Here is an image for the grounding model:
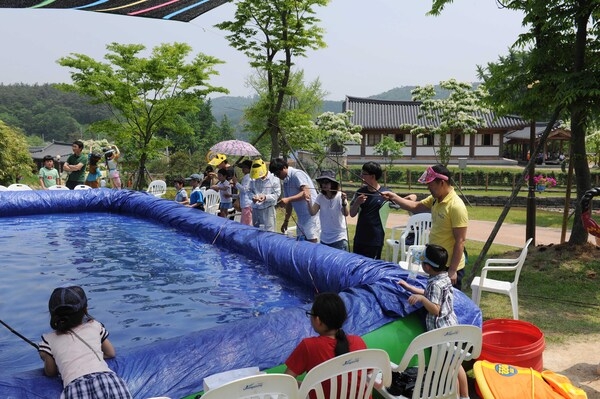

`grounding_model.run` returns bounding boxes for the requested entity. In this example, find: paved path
[346,212,594,248]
